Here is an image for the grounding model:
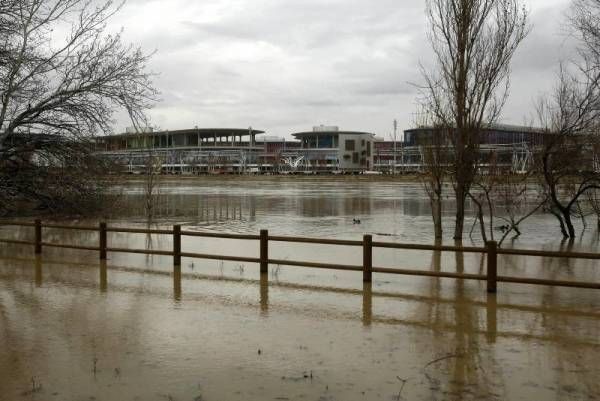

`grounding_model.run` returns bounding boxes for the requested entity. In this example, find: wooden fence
[0,220,599,293]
